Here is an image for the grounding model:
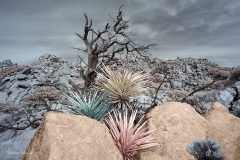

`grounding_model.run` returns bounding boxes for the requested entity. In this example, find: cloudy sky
[0,0,240,67]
